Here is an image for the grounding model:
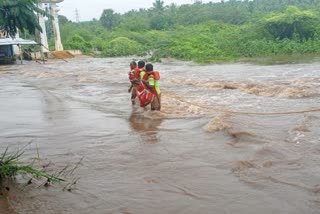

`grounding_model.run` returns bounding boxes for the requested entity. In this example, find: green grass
[0,147,64,185]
